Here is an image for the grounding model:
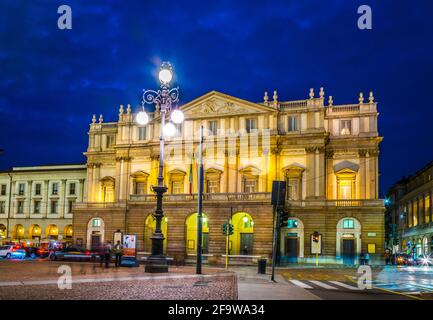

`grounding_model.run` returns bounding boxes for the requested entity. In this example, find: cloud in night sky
[1,0,433,195]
